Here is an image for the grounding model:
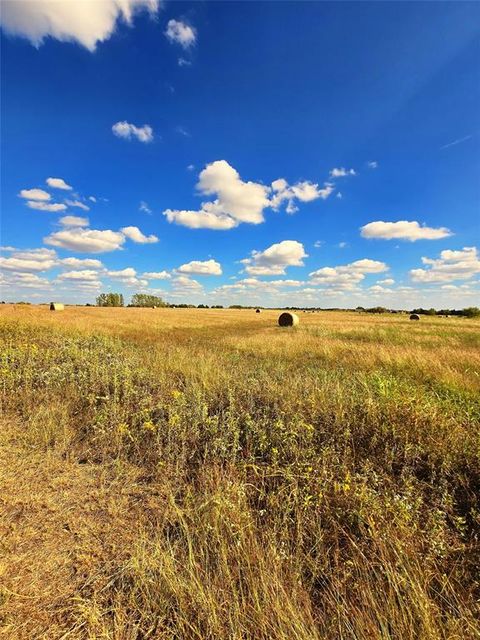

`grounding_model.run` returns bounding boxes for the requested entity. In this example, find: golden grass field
[0,305,479,639]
